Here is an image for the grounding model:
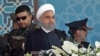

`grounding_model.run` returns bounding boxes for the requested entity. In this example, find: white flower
[79,47,87,54]
[49,49,62,56]
[62,41,78,54]
[52,45,68,56]
[72,53,78,56]
[96,52,100,56]
[95,41,100,48]
[89,50,95,55]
